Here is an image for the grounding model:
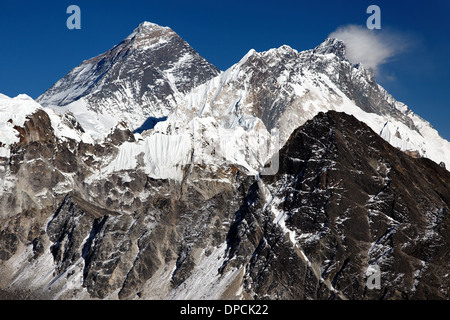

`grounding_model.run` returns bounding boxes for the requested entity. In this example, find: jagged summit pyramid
[37,21,220,134]
[312,37,347,57]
